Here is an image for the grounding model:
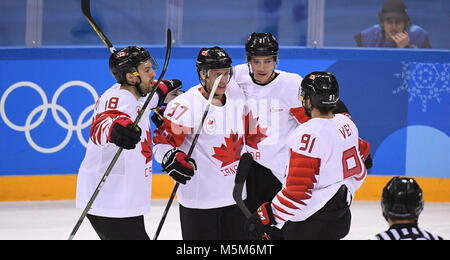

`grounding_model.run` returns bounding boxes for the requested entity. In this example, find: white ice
[0,199,448,240]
